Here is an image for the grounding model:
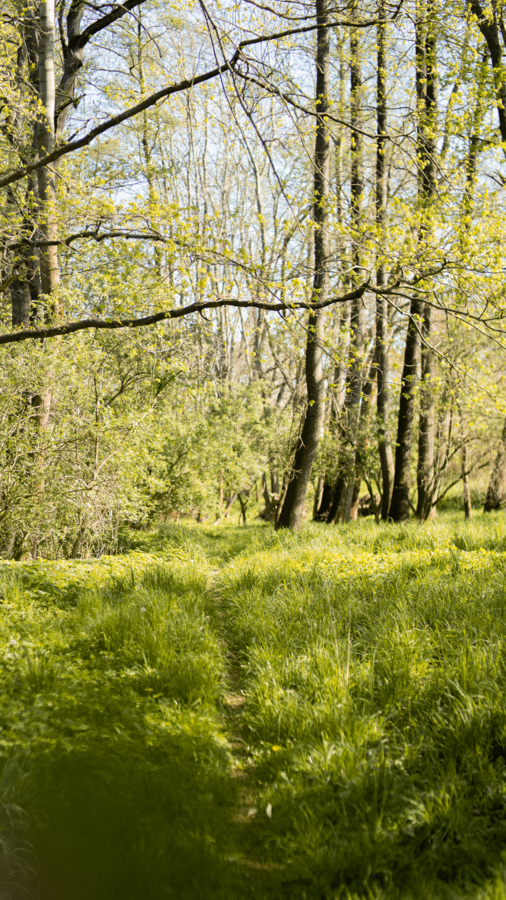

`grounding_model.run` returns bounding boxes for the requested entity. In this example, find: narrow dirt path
[207,569,285,897]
